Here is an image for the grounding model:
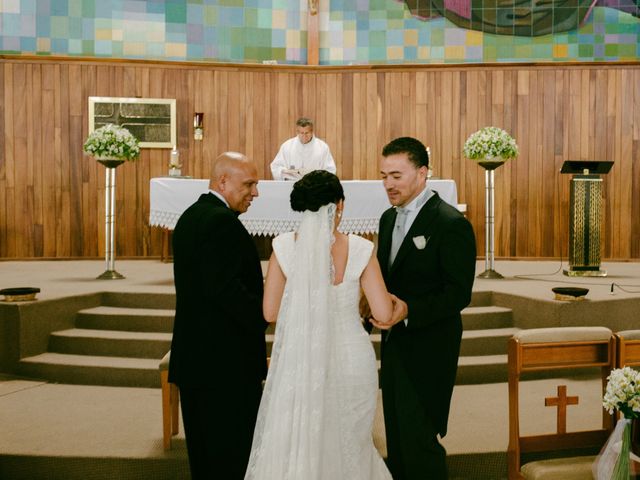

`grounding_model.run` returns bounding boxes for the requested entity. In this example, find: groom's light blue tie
[389,207,407,267]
